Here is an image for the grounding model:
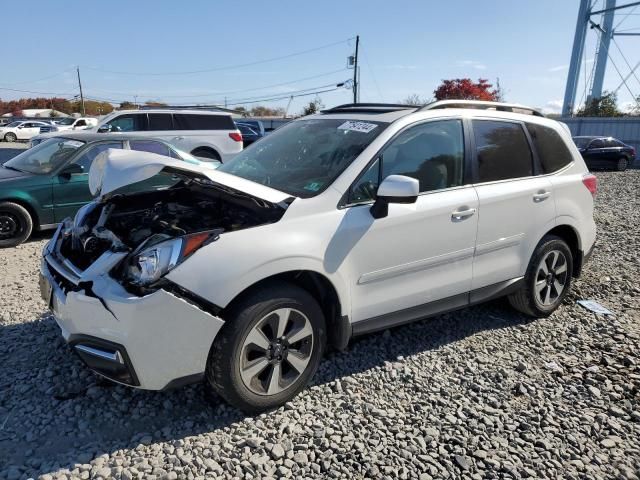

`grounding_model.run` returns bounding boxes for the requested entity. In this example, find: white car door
[341,119,479,325]
[470,119,556,290]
